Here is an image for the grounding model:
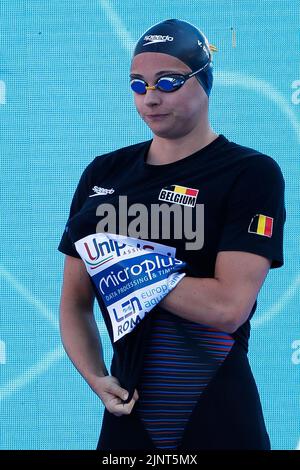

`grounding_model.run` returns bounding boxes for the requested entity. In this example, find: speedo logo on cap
[143,34,174,46]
